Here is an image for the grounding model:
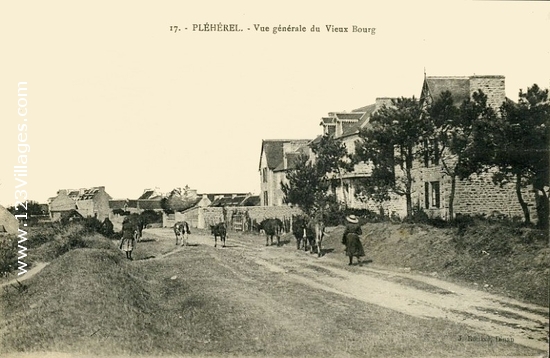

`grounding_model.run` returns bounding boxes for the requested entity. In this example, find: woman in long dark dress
[342,215,365,265]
